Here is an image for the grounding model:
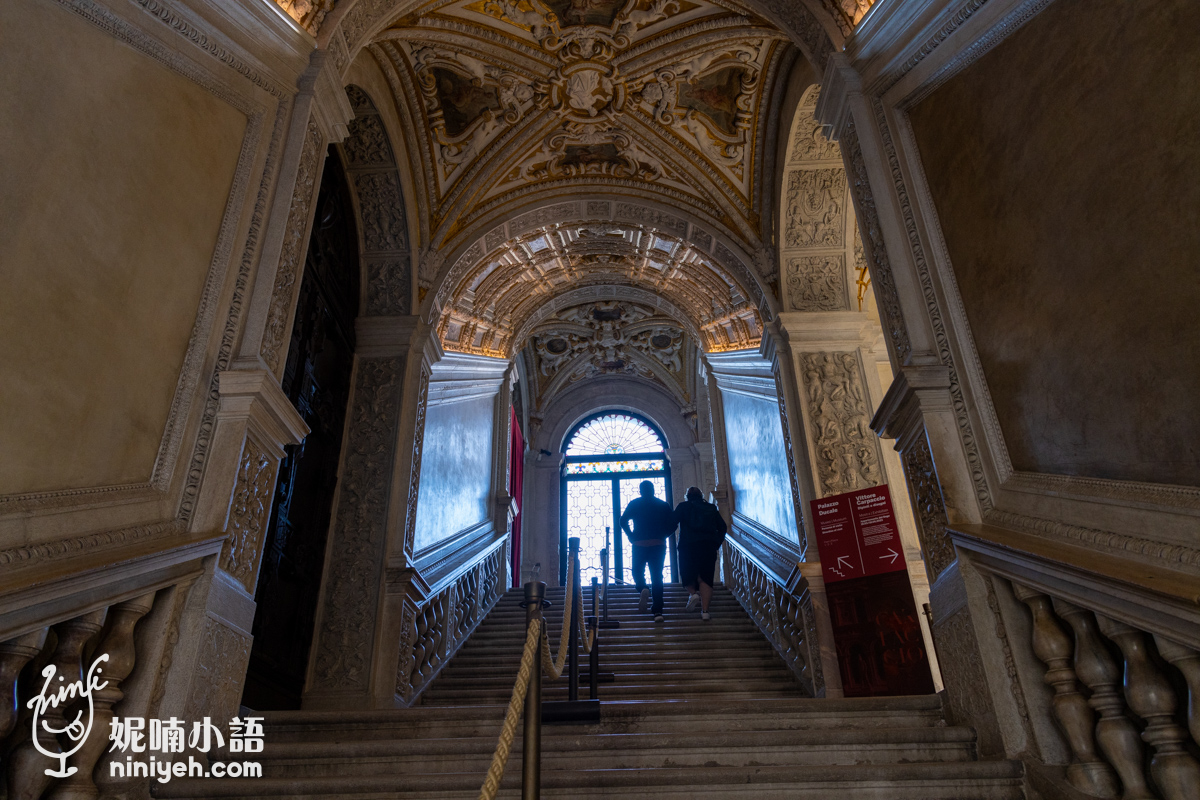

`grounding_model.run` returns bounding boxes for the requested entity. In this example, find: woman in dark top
[674,487,728,620]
